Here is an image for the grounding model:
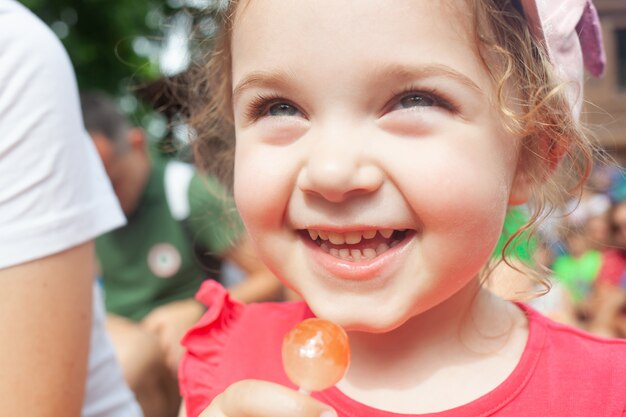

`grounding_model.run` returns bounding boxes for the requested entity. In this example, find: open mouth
[301,228,412,262]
